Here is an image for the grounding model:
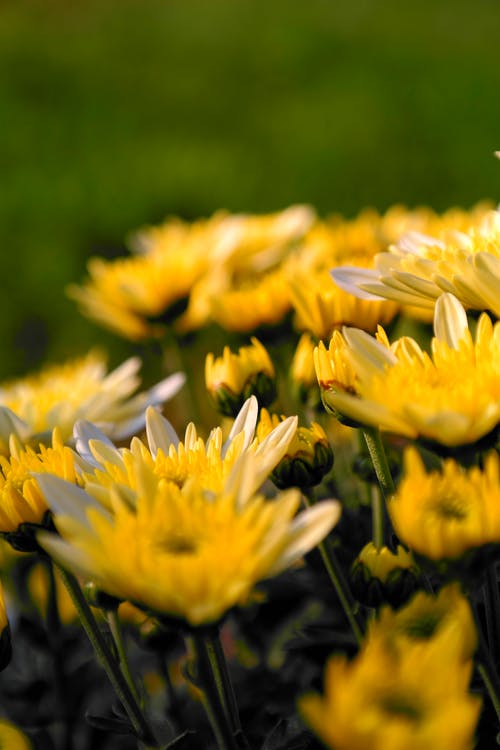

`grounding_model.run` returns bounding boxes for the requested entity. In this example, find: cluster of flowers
[0,198,499,748]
